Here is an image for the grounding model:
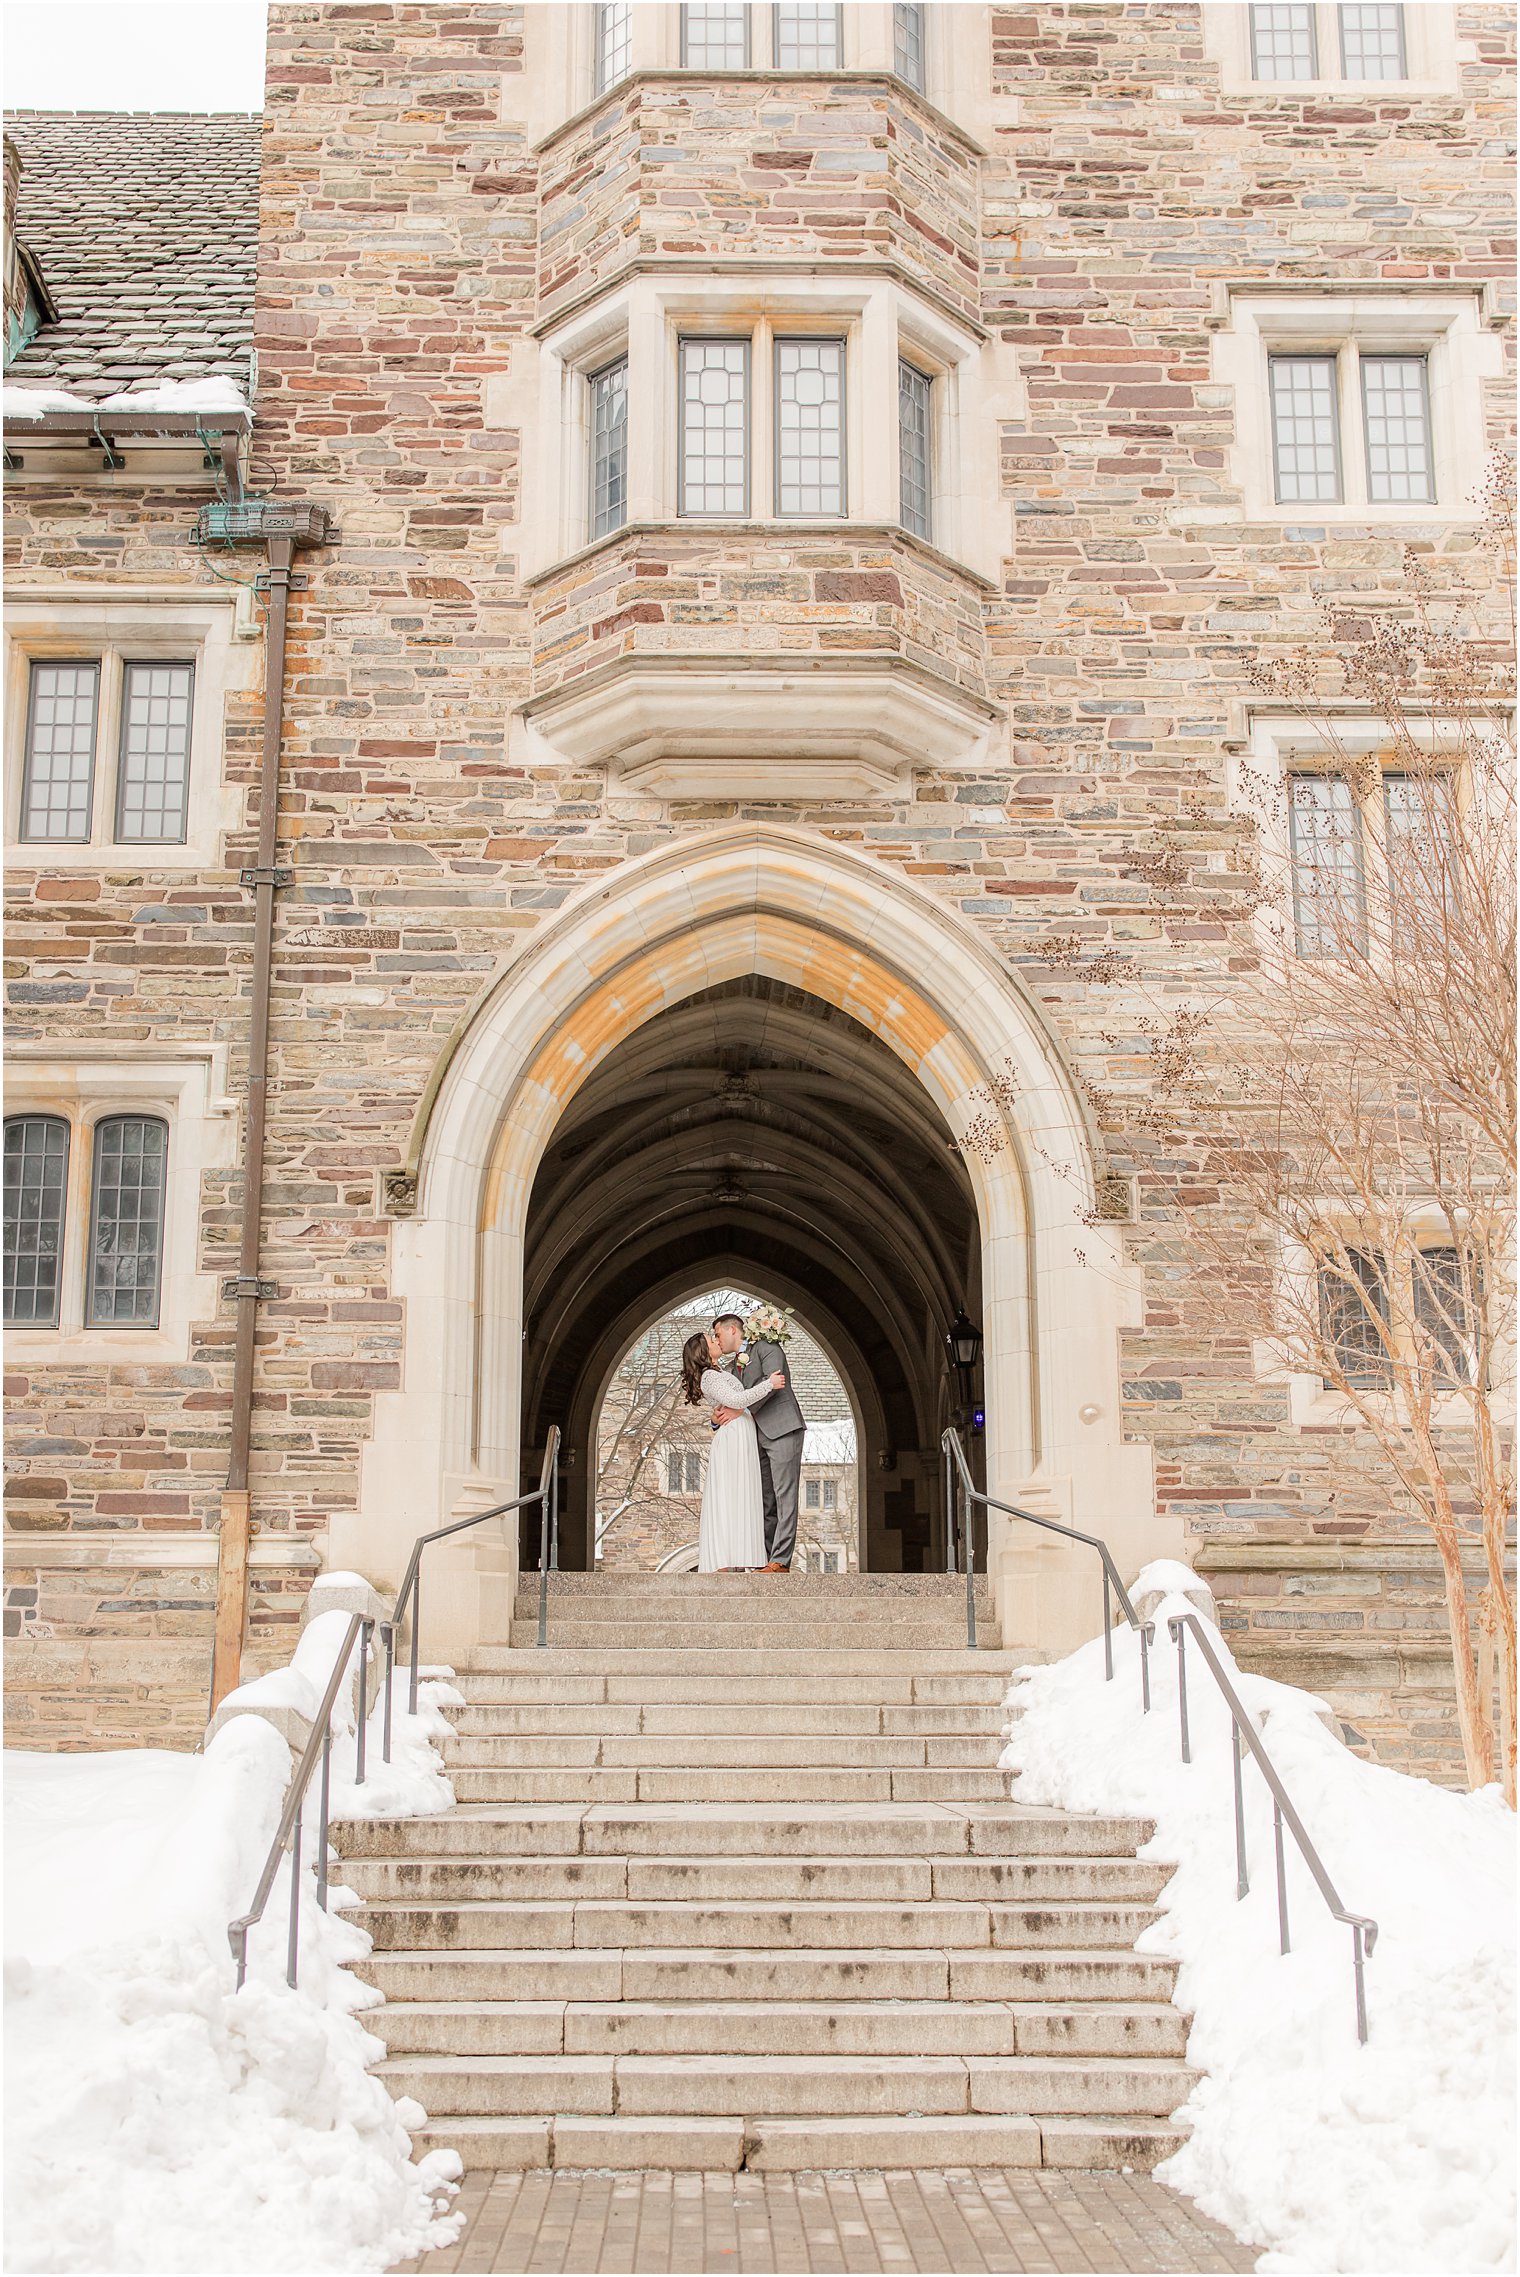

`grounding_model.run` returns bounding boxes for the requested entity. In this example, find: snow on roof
[803,1417,856,1465]
[3,376,248,422]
